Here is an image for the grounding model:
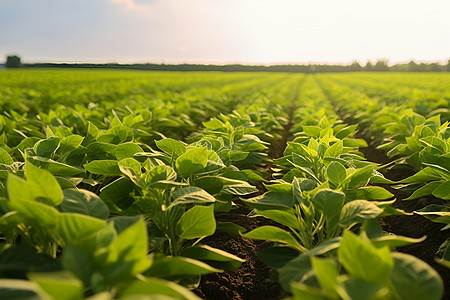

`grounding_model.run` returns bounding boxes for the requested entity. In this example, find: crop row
[0,70,448,299]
